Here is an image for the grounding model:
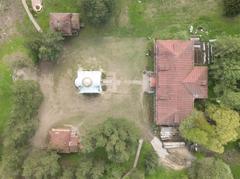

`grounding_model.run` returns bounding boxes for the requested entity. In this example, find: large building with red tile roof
[48,127,80,153]
[155,40,208,126]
